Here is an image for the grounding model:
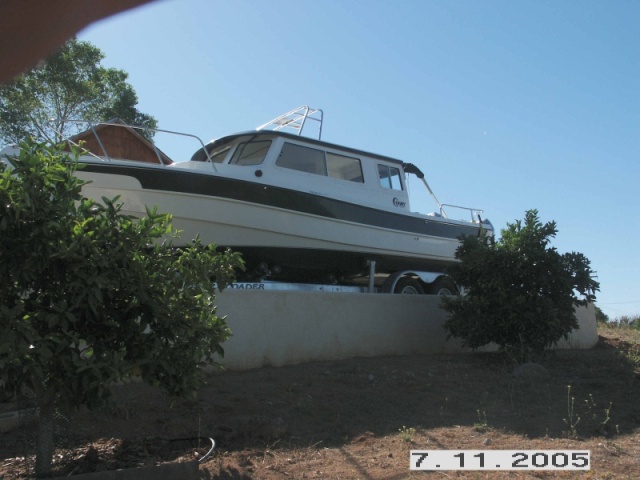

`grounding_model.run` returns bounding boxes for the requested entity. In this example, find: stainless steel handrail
[440,203,484,223]
[50,119,215,168]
